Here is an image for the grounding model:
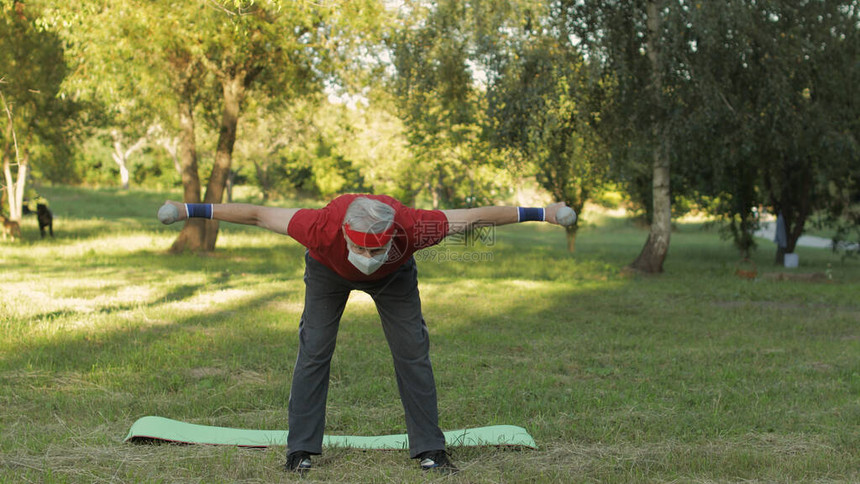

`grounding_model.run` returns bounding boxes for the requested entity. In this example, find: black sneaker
[285,451,312,474]
[418,450,459,474]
